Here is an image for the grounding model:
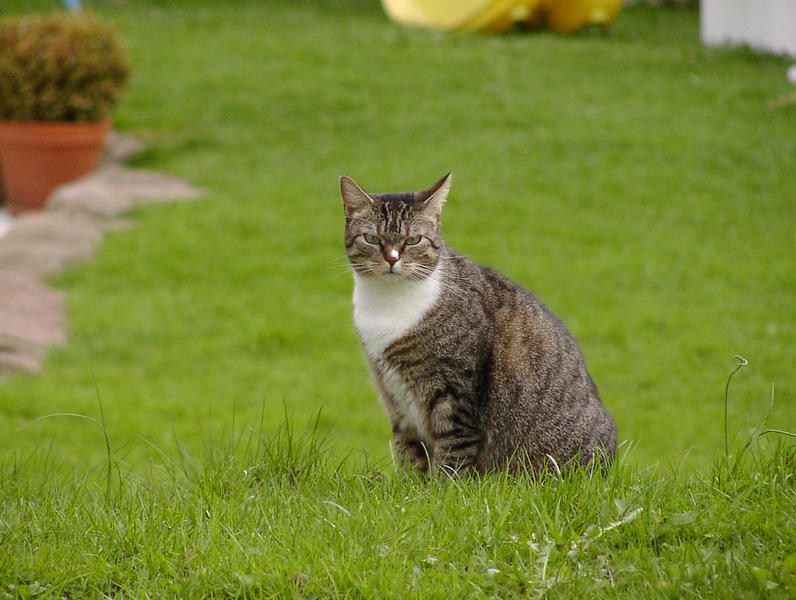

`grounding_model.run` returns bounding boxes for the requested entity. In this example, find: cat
[340,173,617,476]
